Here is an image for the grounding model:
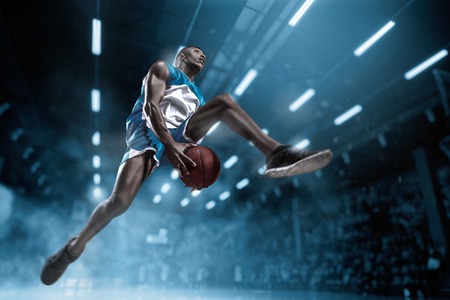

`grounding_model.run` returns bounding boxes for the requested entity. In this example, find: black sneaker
[40,236,82,285]
[265,145,333,178]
